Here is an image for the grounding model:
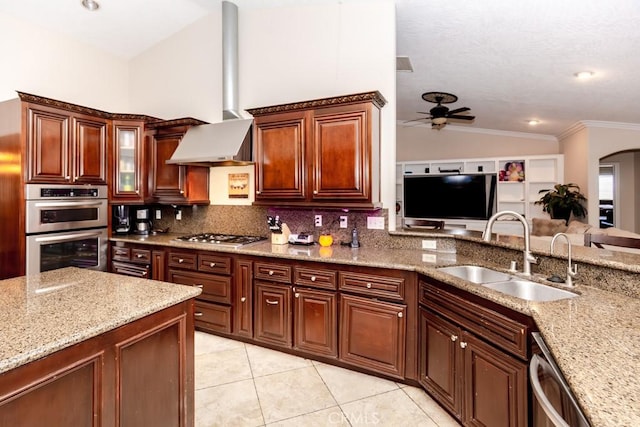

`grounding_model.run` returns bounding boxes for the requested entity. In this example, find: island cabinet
[167,248,234,334]
[418,276,533,427]
[21,94,109,185]
[111,241,166,281]
[0,299,196,427]
[247,91,386,209]
[146,118,210,205]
